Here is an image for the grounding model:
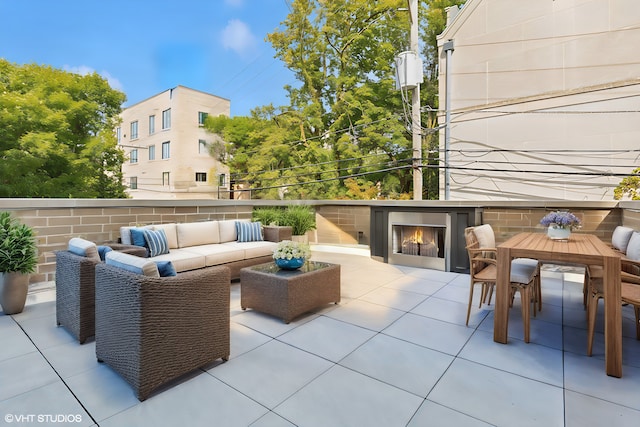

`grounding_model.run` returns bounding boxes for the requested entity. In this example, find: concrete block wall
[4,200,640,284]
[622,208,640,230]
[480,207,620,244]
[6,202,253,283]
[314,205,370,246]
